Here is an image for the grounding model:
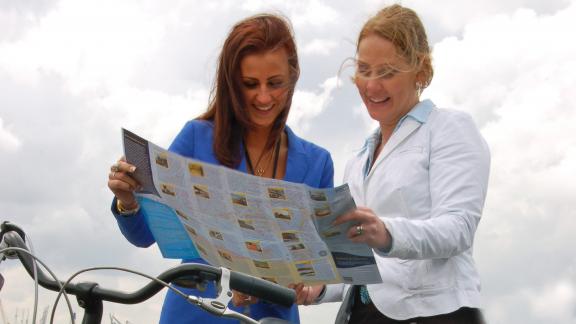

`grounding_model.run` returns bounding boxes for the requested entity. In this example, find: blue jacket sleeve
[111,197,155,247]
